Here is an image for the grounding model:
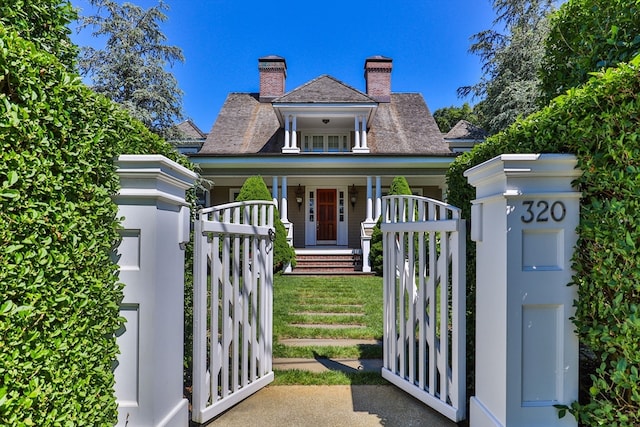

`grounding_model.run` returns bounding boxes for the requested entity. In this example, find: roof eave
[189,153,457,176]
